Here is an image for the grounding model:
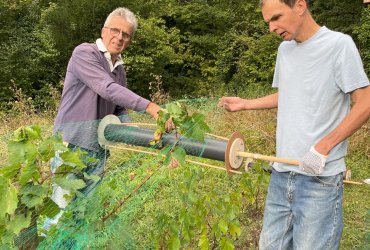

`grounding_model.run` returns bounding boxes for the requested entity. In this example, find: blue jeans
[259,169,344,250]
[67,143,109,195]
[44,144,109,231]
